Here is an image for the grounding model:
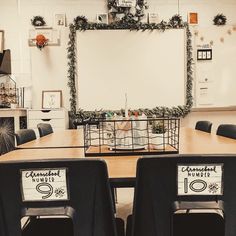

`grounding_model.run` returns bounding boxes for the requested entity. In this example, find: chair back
[216,124,236,139]
[37,123,53,137]
[0,159,117,236]
[195,121,212,133]
[130,155,236,236]
[15,129,36,145]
